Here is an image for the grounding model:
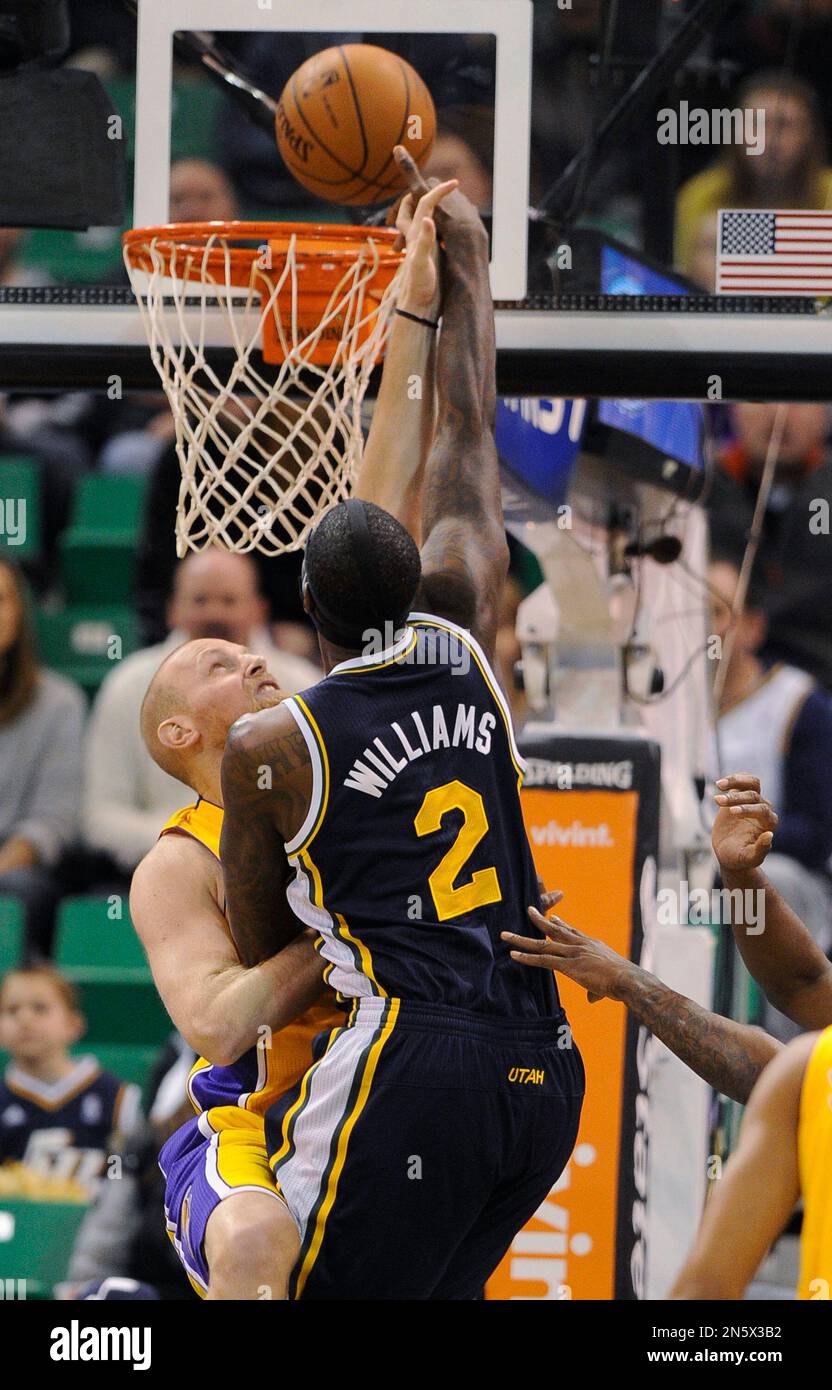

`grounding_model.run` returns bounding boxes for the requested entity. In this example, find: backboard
[0,0,829,399]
